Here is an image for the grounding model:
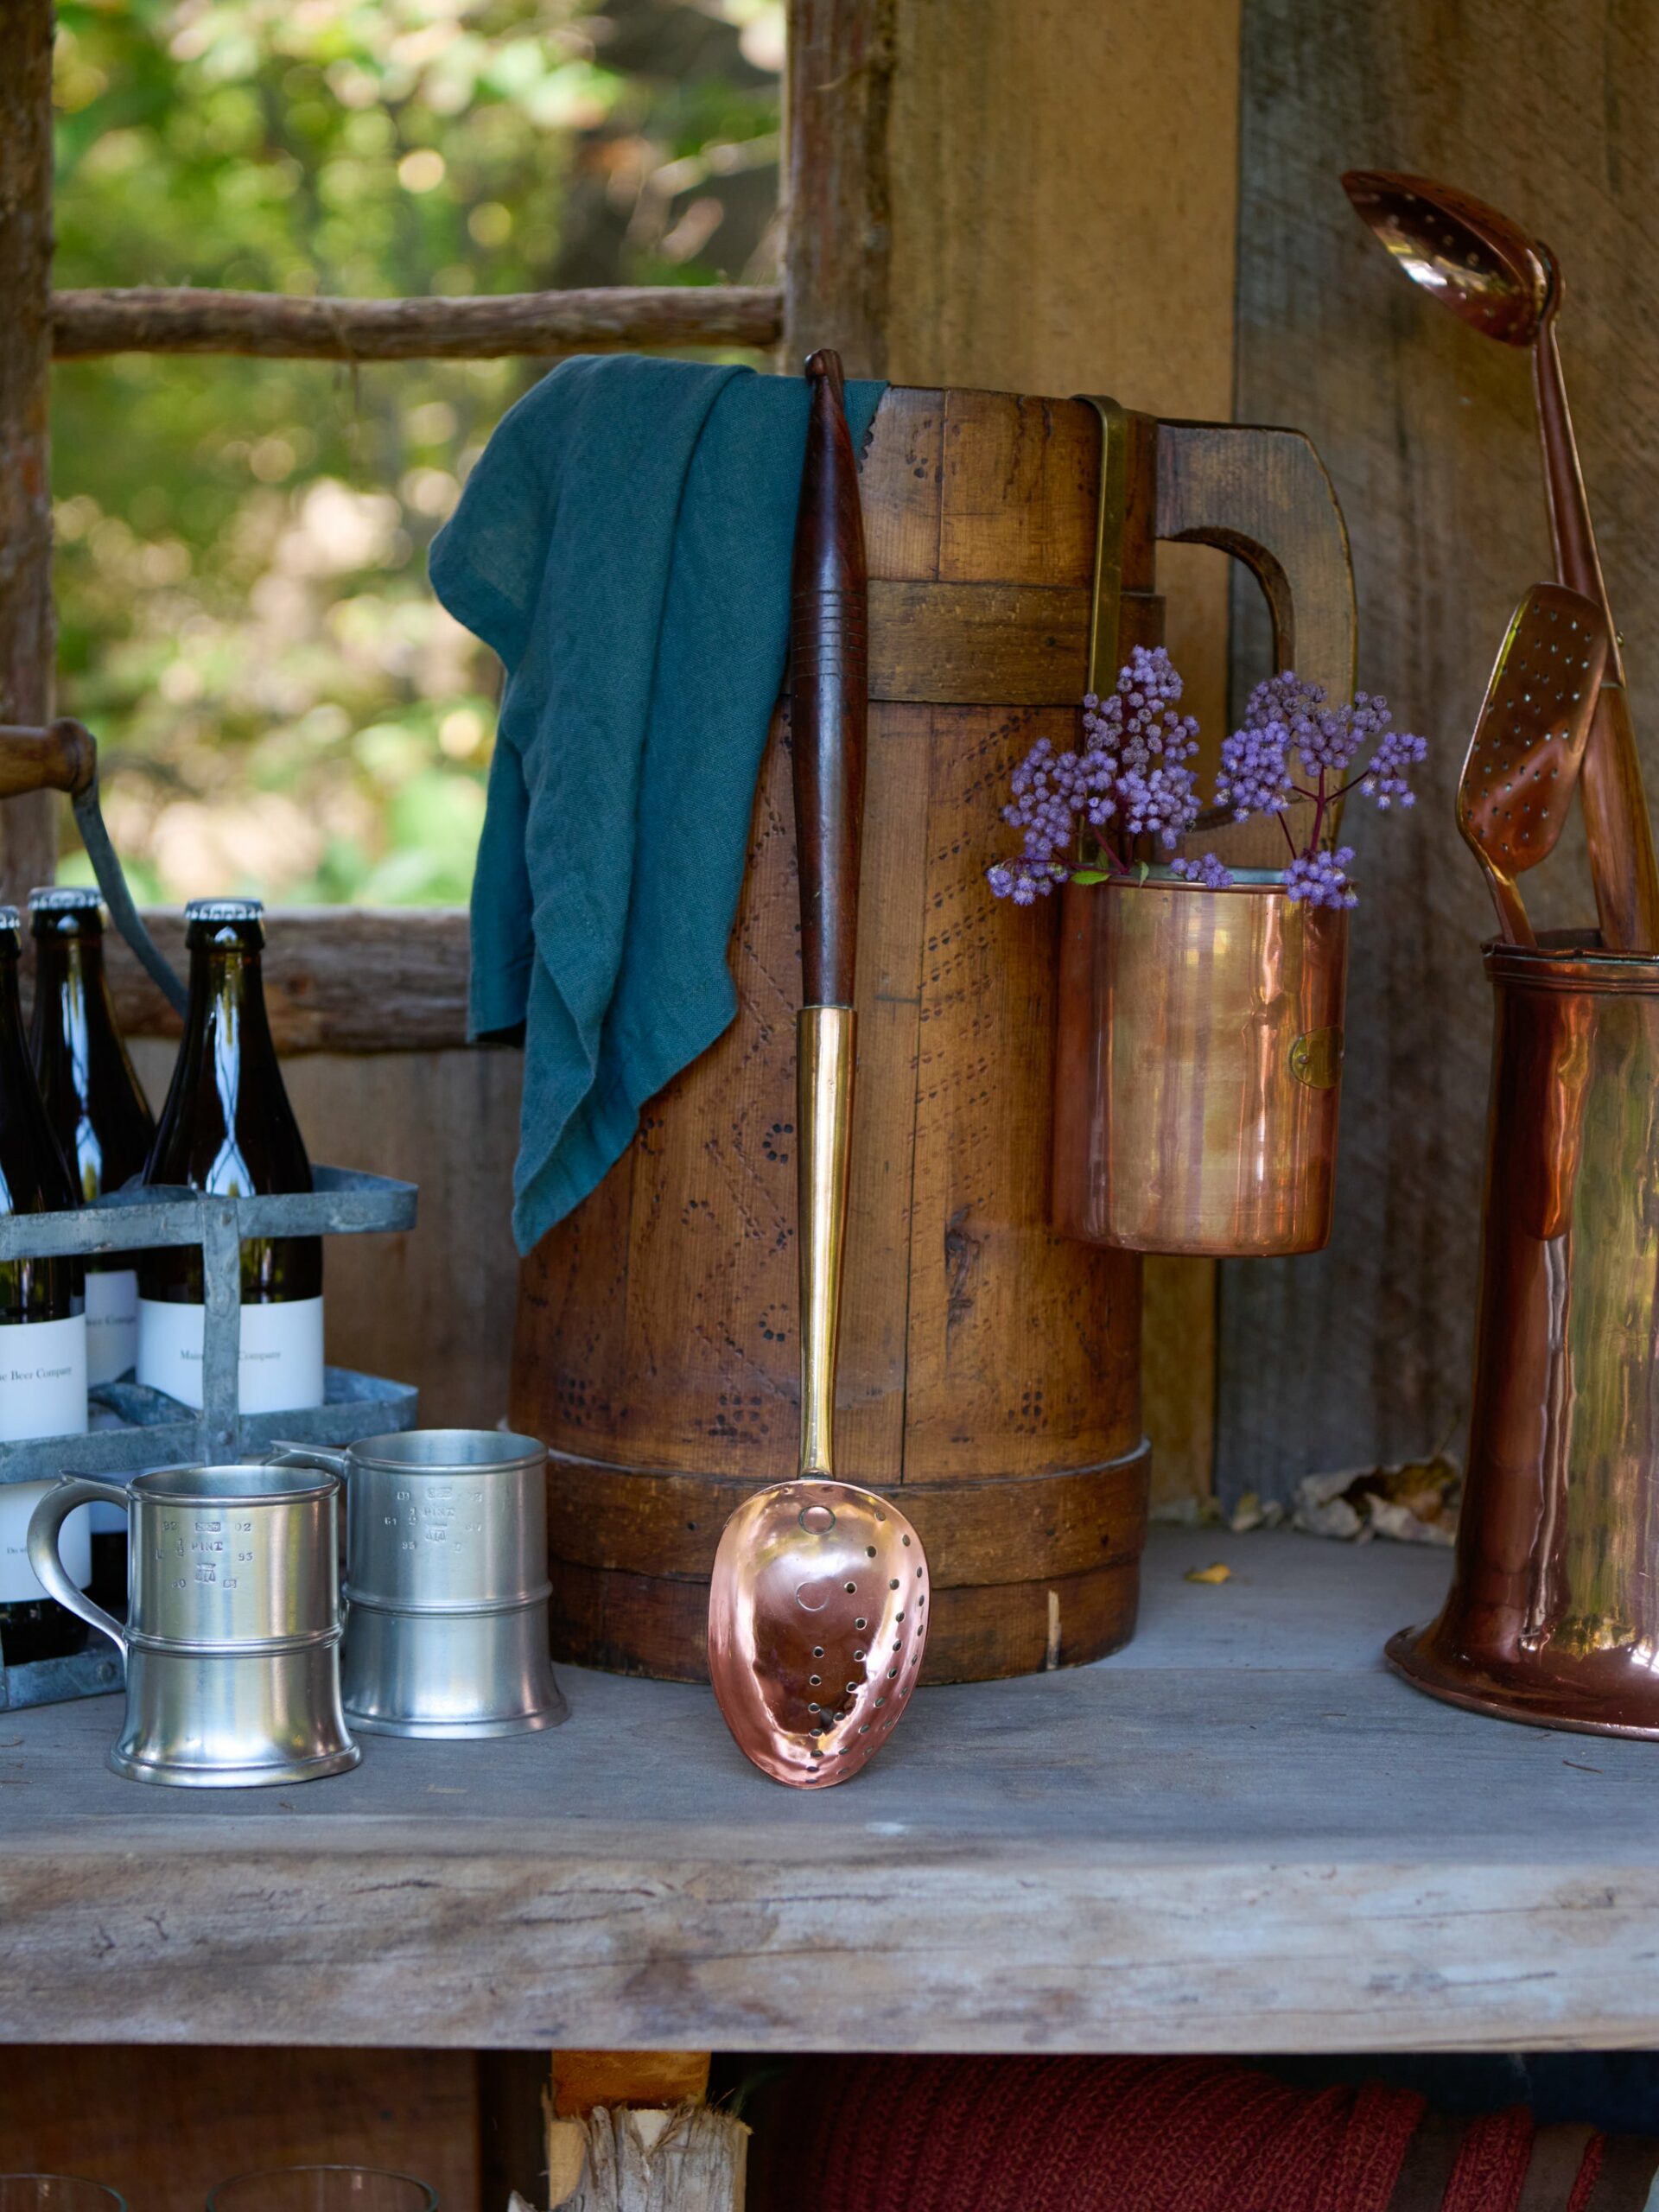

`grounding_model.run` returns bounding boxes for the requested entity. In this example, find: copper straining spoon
[1458,582,1610,944]
[707,351,929,1790]
[1343,168,1659,951]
